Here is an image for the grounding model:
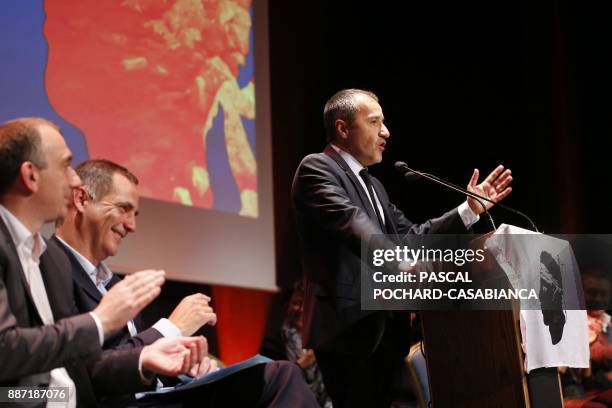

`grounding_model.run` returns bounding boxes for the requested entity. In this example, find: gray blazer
[0,218,147,407]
